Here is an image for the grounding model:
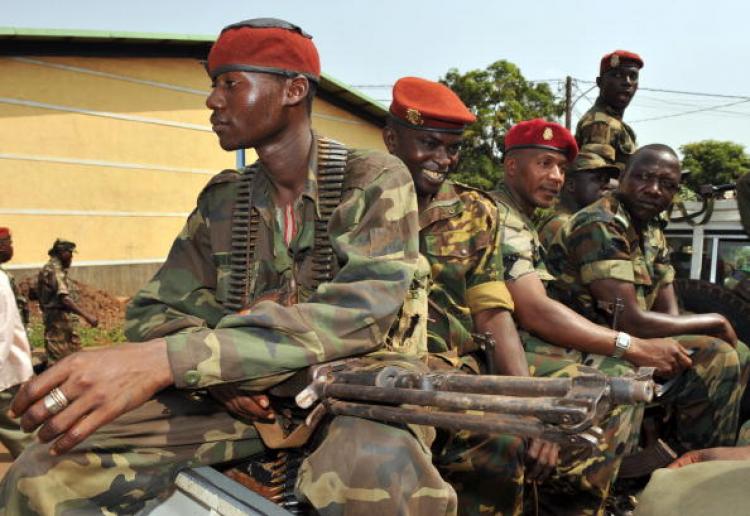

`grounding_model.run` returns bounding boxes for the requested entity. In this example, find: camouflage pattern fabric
[575,99,637,171]
[488,184,636,515]
[37,257,80,363]
[0,391,455,515]
[544,194,745,450]
[419,180,521,515]
[1,137,457,514]
[545,194,674,323]
[537,209,573,252]
[0,385,34,459]
[737,419,750,446]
